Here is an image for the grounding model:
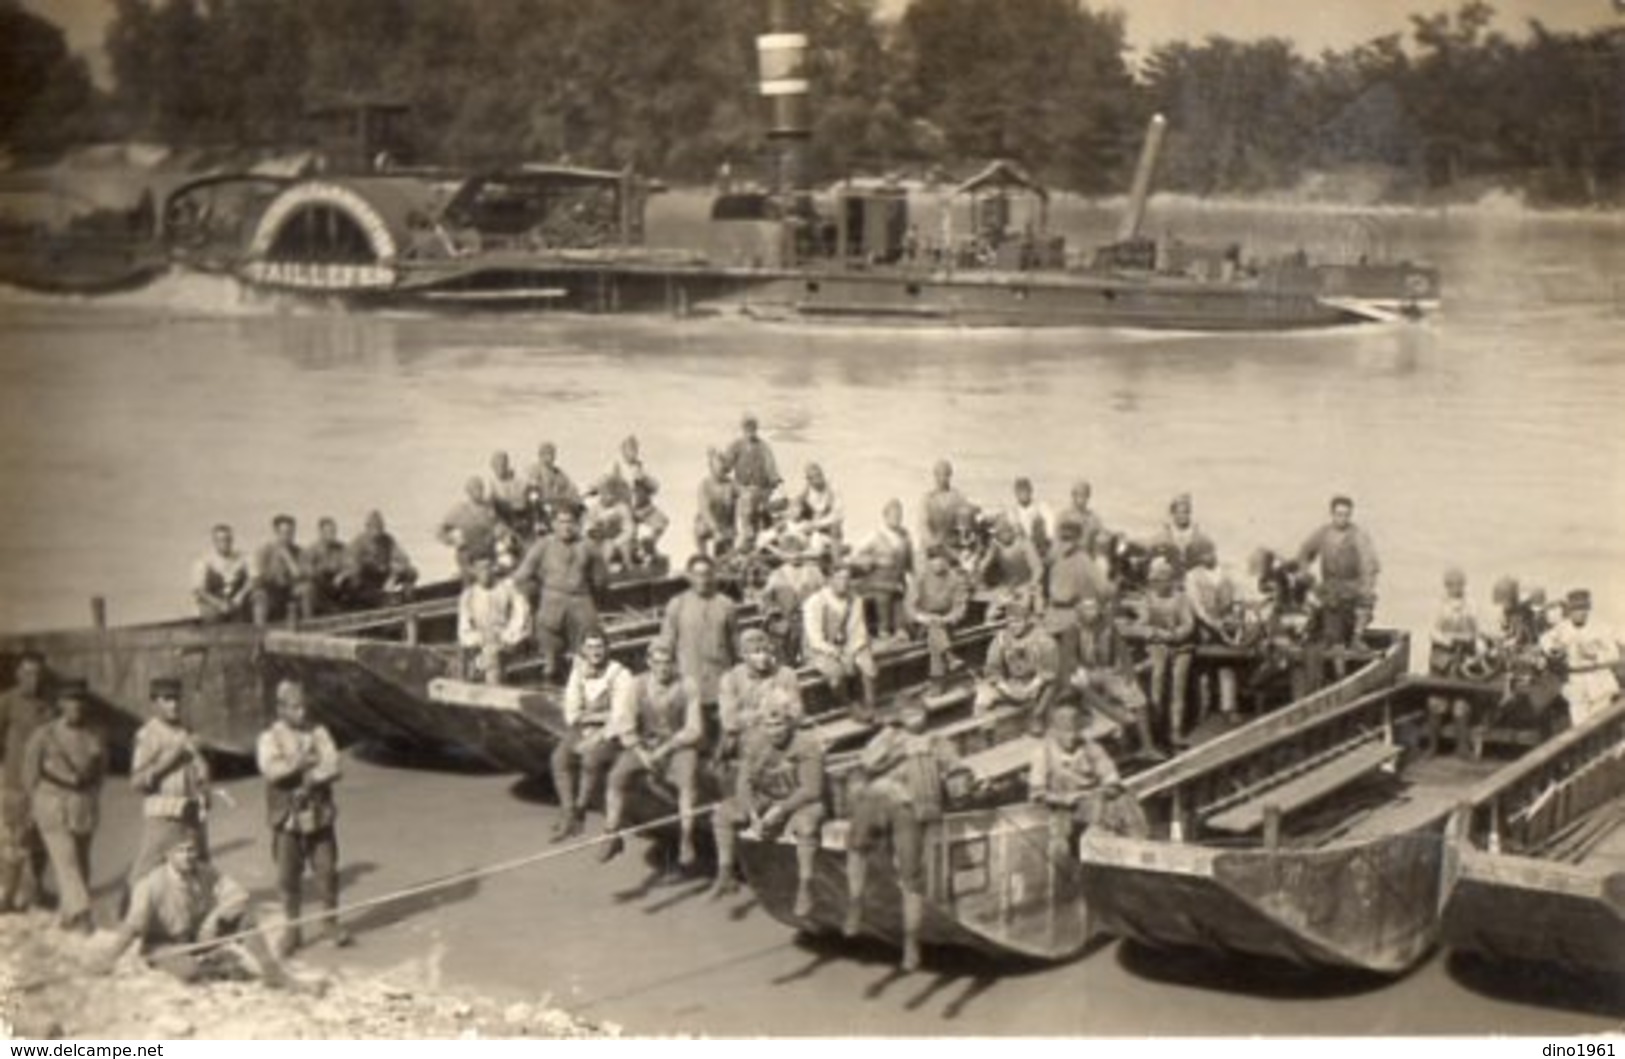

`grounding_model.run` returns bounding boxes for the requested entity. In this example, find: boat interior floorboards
[1331,756,1504,844]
